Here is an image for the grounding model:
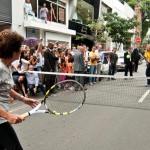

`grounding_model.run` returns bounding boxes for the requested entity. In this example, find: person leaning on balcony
[144,44,150,86]
[24,0,35,20]
[40,3,48,24]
